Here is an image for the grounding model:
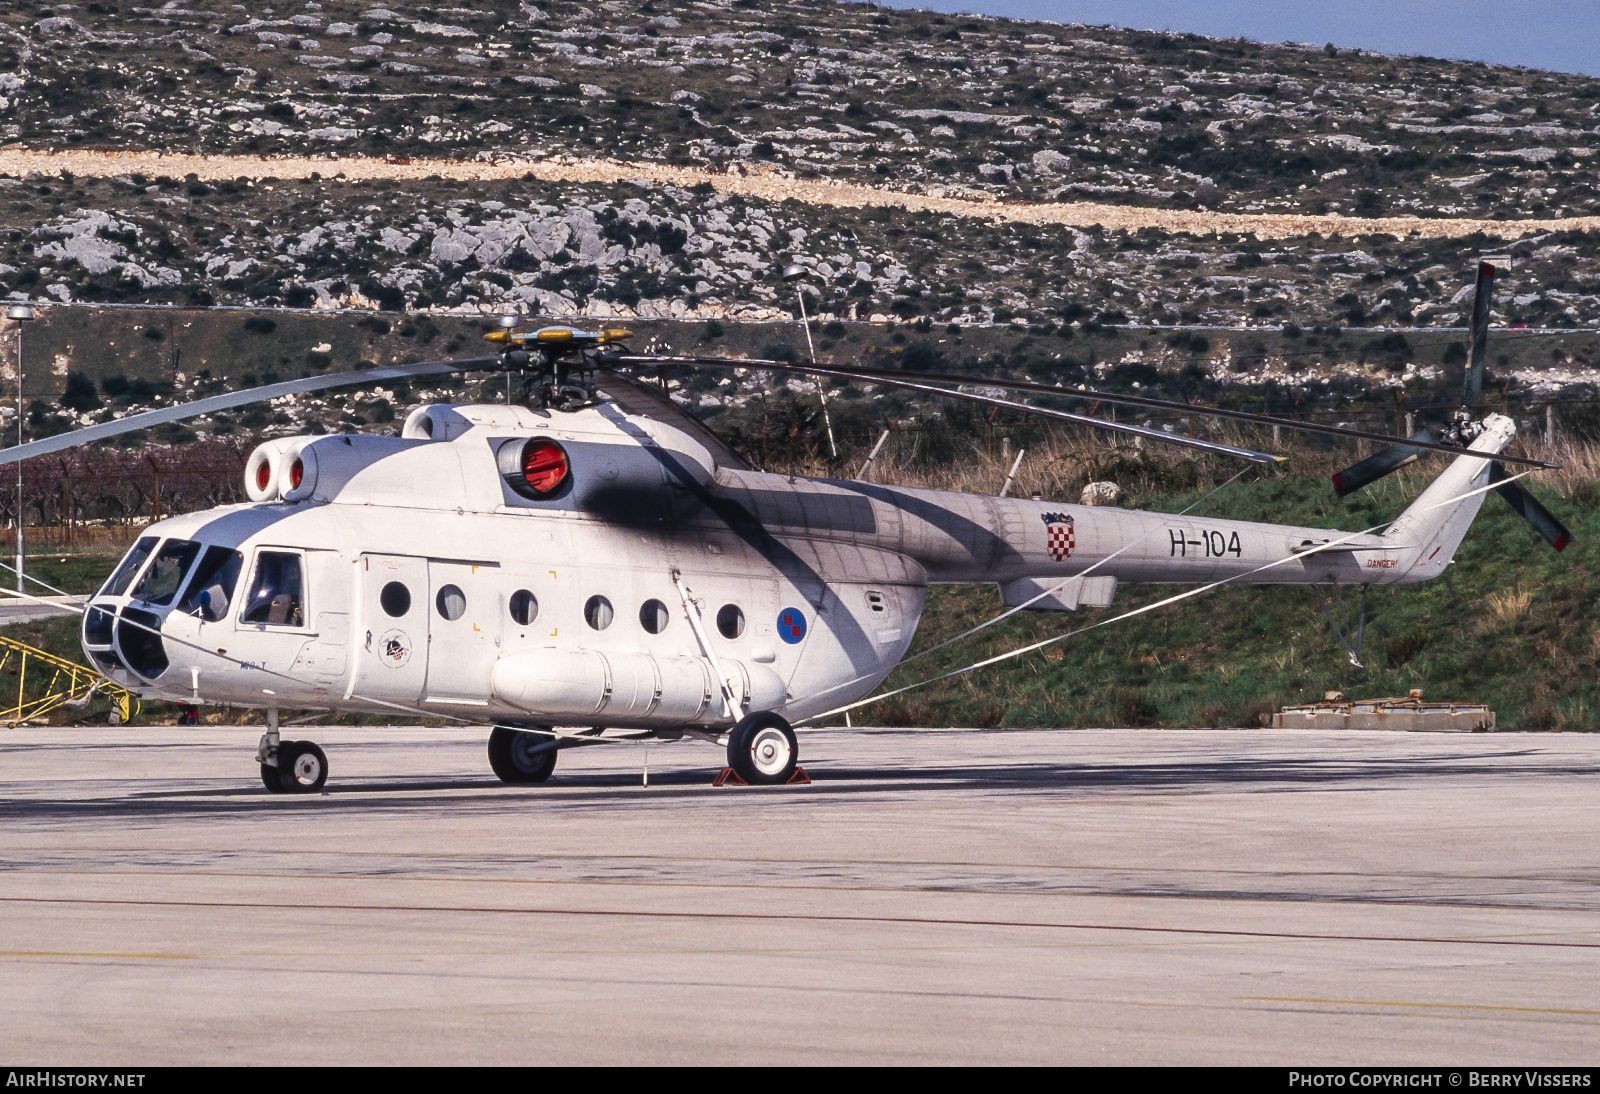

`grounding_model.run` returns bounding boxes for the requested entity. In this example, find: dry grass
[1487,588,1534,622]
[1533,439,1600,502]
